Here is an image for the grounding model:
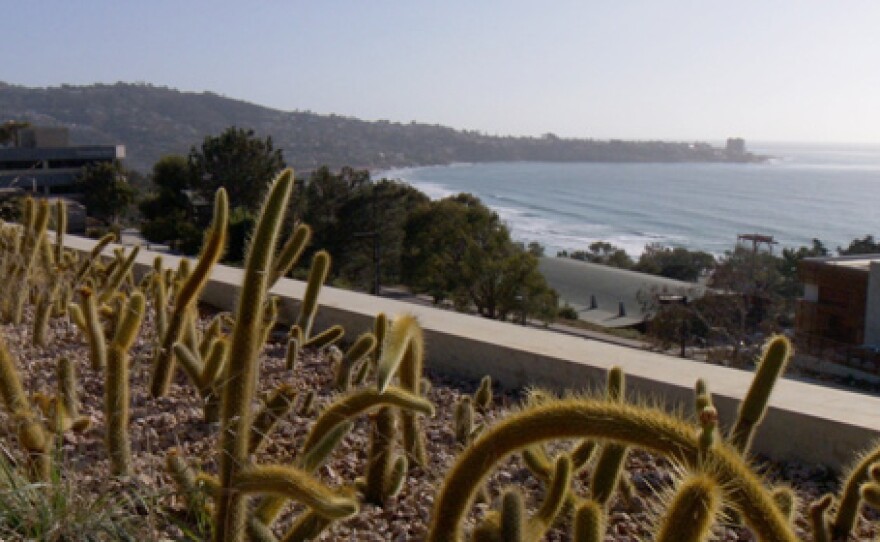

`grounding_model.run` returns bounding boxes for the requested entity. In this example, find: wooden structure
[737,233,778,254]
[795,256,880,374]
